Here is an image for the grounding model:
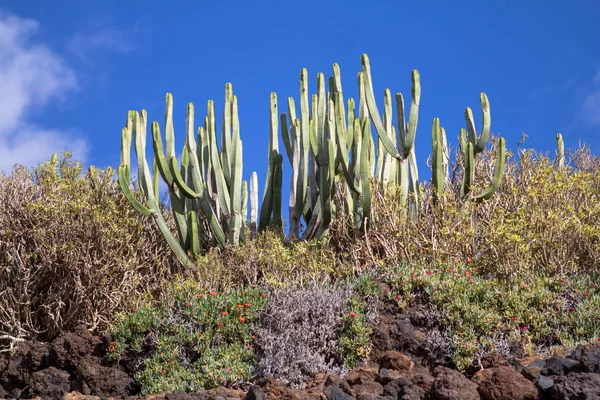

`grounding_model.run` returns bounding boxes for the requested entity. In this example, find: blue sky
[1,1,599,208]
